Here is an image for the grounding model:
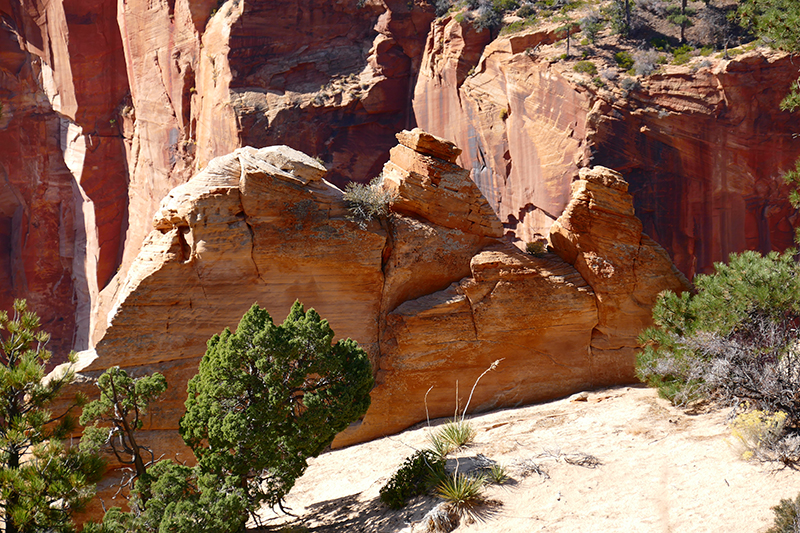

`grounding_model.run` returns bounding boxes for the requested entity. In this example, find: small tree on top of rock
[180,301,373,521]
